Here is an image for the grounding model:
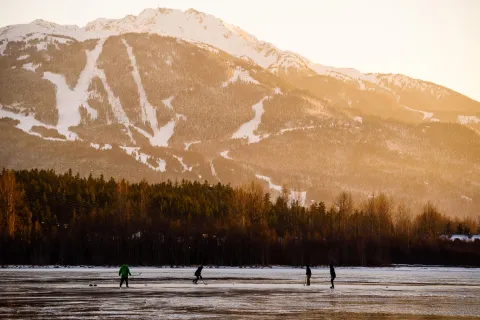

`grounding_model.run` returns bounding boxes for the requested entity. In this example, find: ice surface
[0,266,478,319]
